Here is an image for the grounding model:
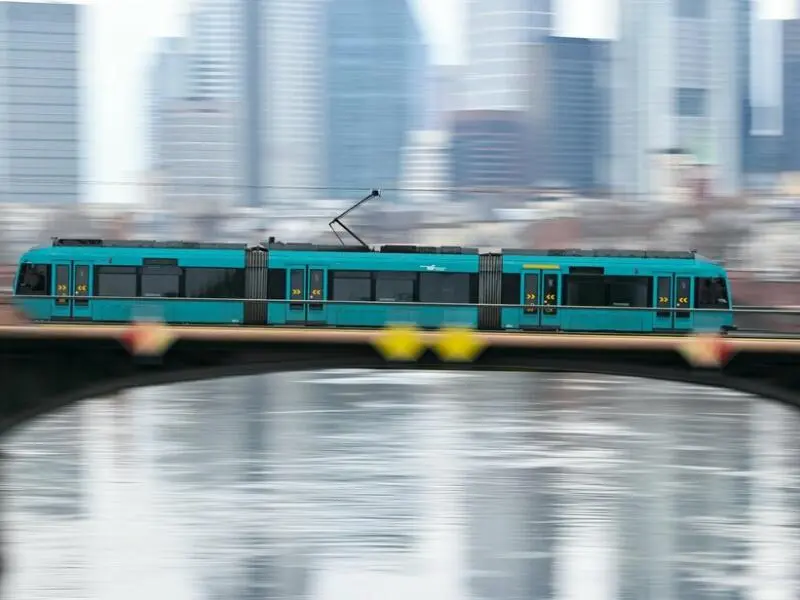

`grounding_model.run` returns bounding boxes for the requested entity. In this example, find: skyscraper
[187,0,242,99]
[149,0,326,210]
[540,36,610,192]
[611,0,743,198]
[463,0,553,111]
[0,2,82,204]
[782,18,800,172]
[263,0,325,206]
[146,37,189,170]
[325,0,426,199]
[458,0,554,199]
